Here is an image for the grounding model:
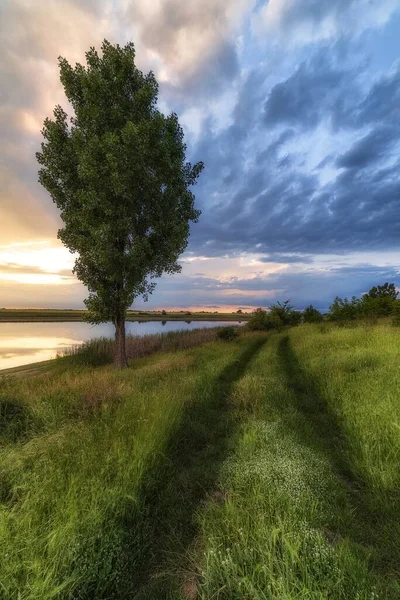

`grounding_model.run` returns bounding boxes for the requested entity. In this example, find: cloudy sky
[1,0,400,312]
